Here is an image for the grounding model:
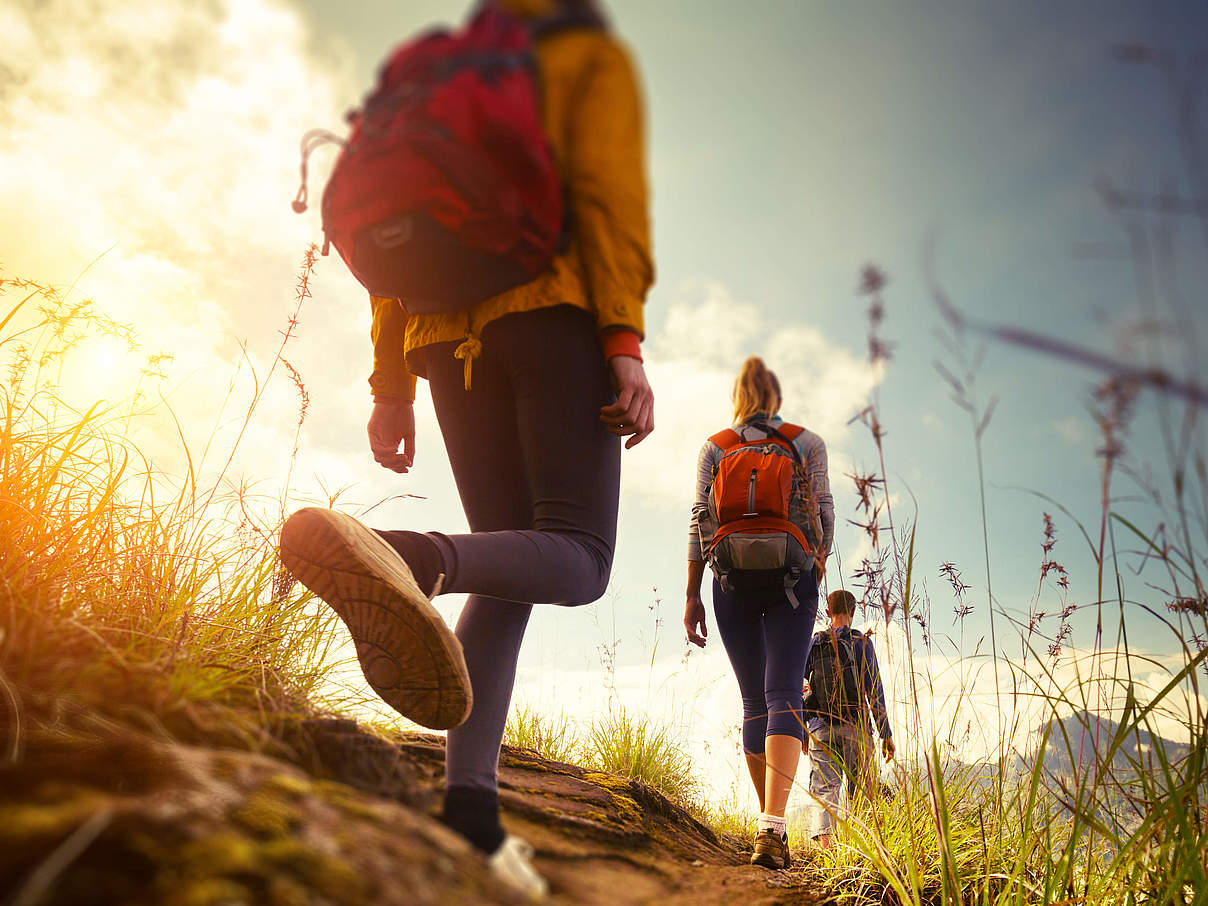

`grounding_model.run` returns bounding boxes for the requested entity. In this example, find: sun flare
[62,333,141,403]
